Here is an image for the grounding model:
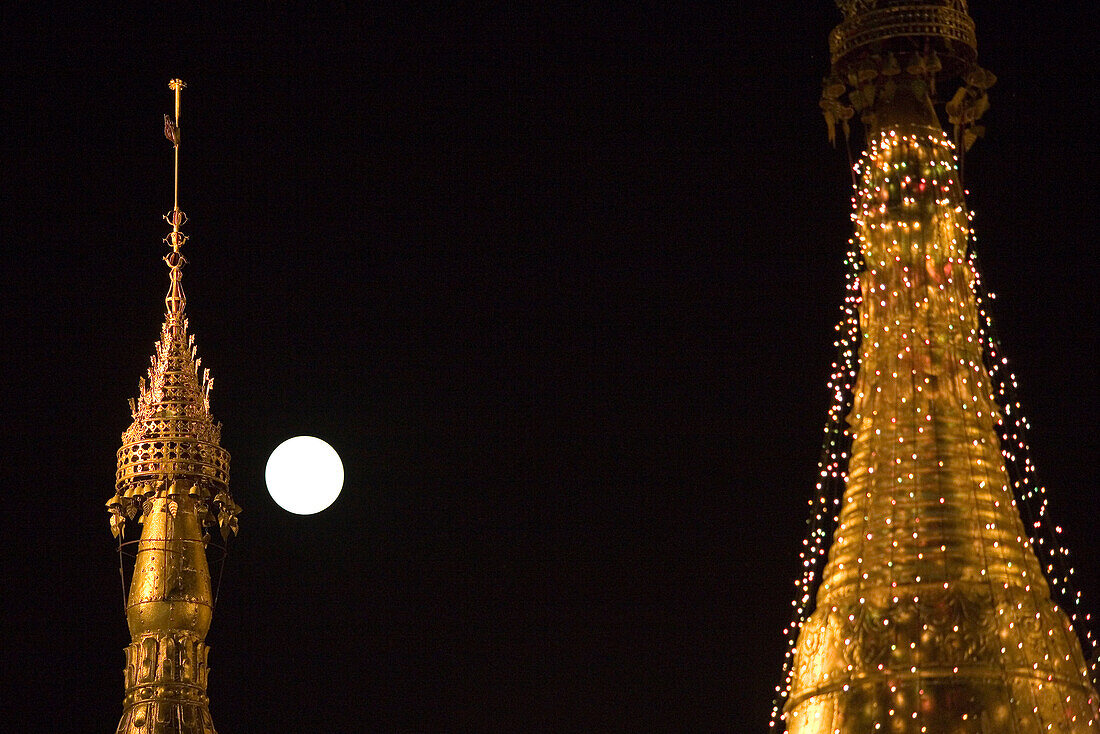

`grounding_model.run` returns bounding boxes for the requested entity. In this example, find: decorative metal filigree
[830,3,976,65]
